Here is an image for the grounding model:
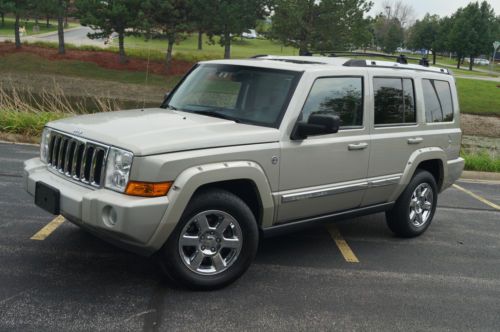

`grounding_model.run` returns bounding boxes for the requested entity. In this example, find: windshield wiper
[194,110,240,123]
